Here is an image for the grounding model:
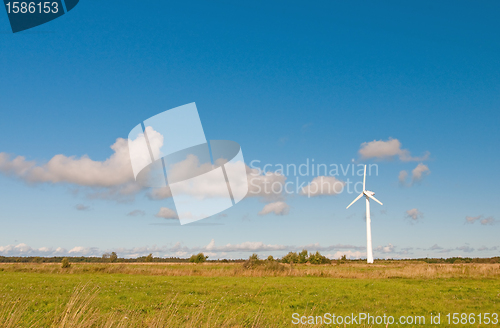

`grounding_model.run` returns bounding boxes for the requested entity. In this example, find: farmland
[1,262,499,327]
